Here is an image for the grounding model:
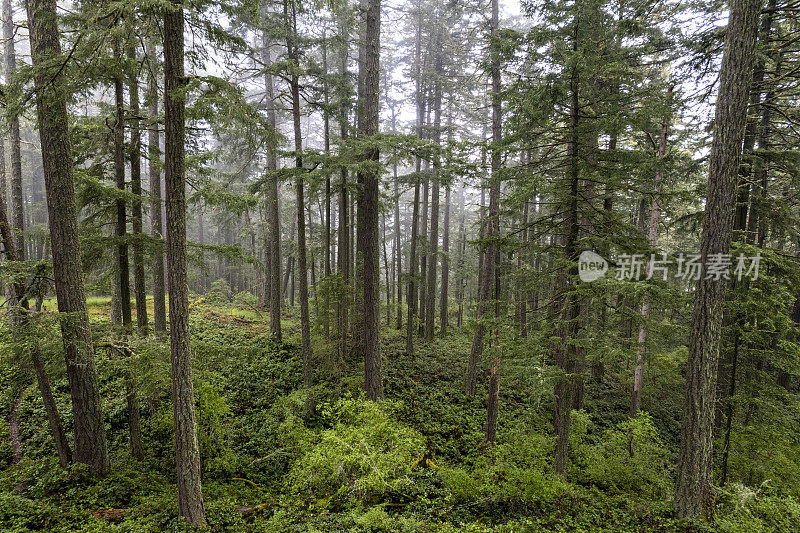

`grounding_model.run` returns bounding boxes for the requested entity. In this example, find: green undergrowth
[0,300,796,531]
